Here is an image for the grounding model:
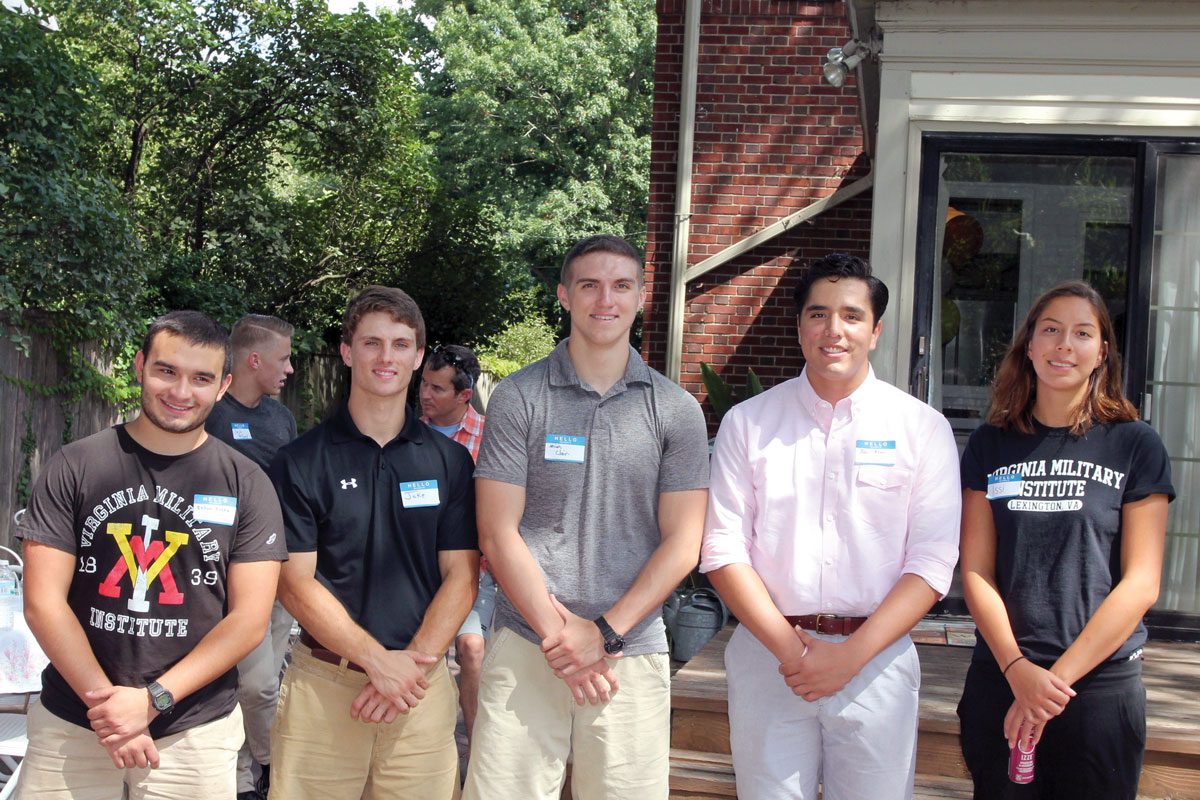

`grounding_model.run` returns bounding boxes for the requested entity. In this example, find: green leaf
[700,362,736,420]
[747,368,765,398]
